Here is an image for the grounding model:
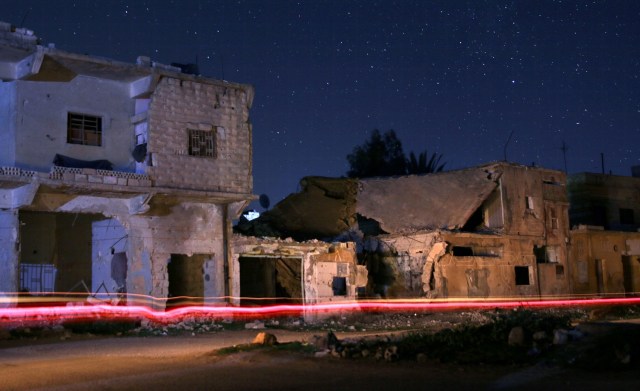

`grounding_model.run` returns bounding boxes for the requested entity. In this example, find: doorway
[595,259,605,295]
[239,256,302,306]
[621,256,635,296]
[167,254,207,307]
